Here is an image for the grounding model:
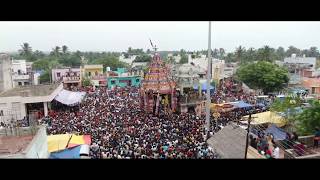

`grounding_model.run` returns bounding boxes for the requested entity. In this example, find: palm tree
[19,43,32,57]
[262,45,272,62]
[246,47,255,62]
[235,46,245,63]
[51,46,61,57]
[309,47,319,57]
[62,45,68,54]
[213,48,219,58]
[219,48,225,59]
